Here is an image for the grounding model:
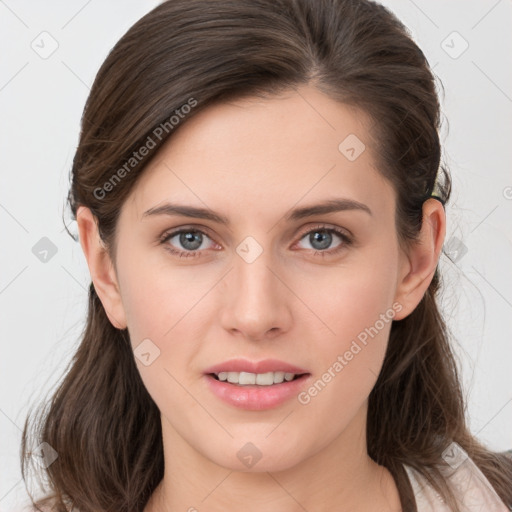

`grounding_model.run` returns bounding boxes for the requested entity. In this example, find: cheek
[296,297,394,443]
[299,253,397,346]
[116,250,212,398]
[117,248,209,343]
[295,254,398,403]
